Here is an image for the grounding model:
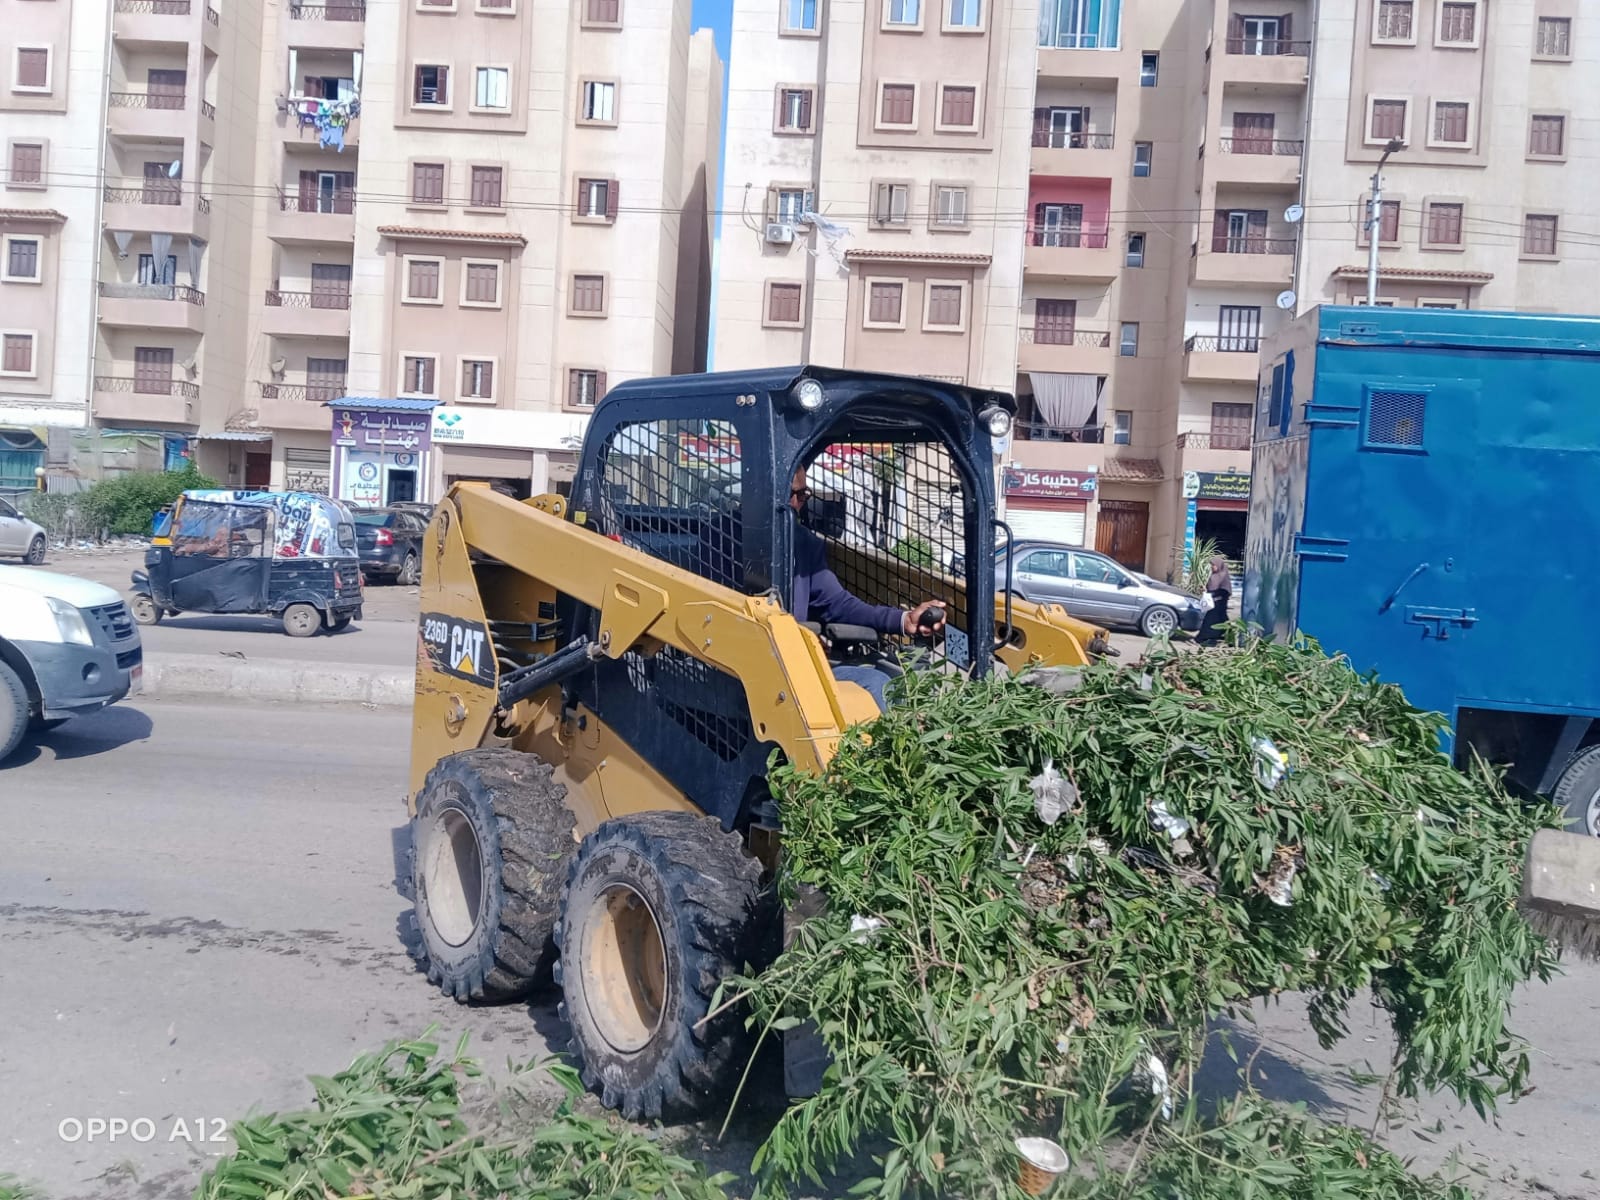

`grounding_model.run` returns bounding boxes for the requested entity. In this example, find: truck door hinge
[1404,606,1478,640]
[1292,533,1350,562]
